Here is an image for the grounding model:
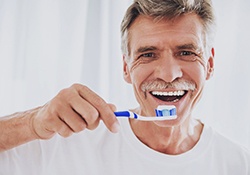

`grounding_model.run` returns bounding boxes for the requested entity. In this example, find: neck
[129,117,203,155]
